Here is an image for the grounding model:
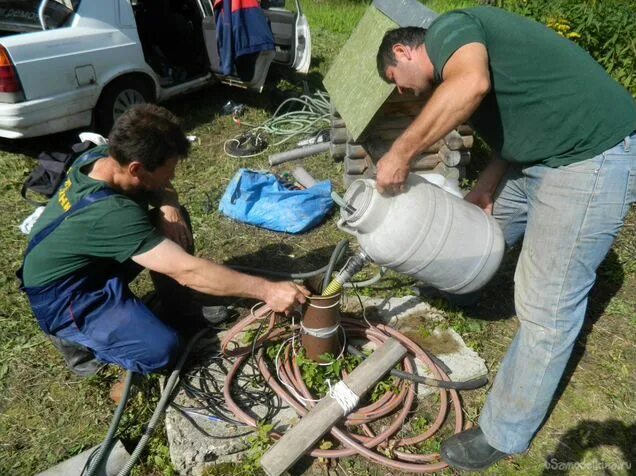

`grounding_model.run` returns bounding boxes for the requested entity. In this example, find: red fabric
[213,0,261,12]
